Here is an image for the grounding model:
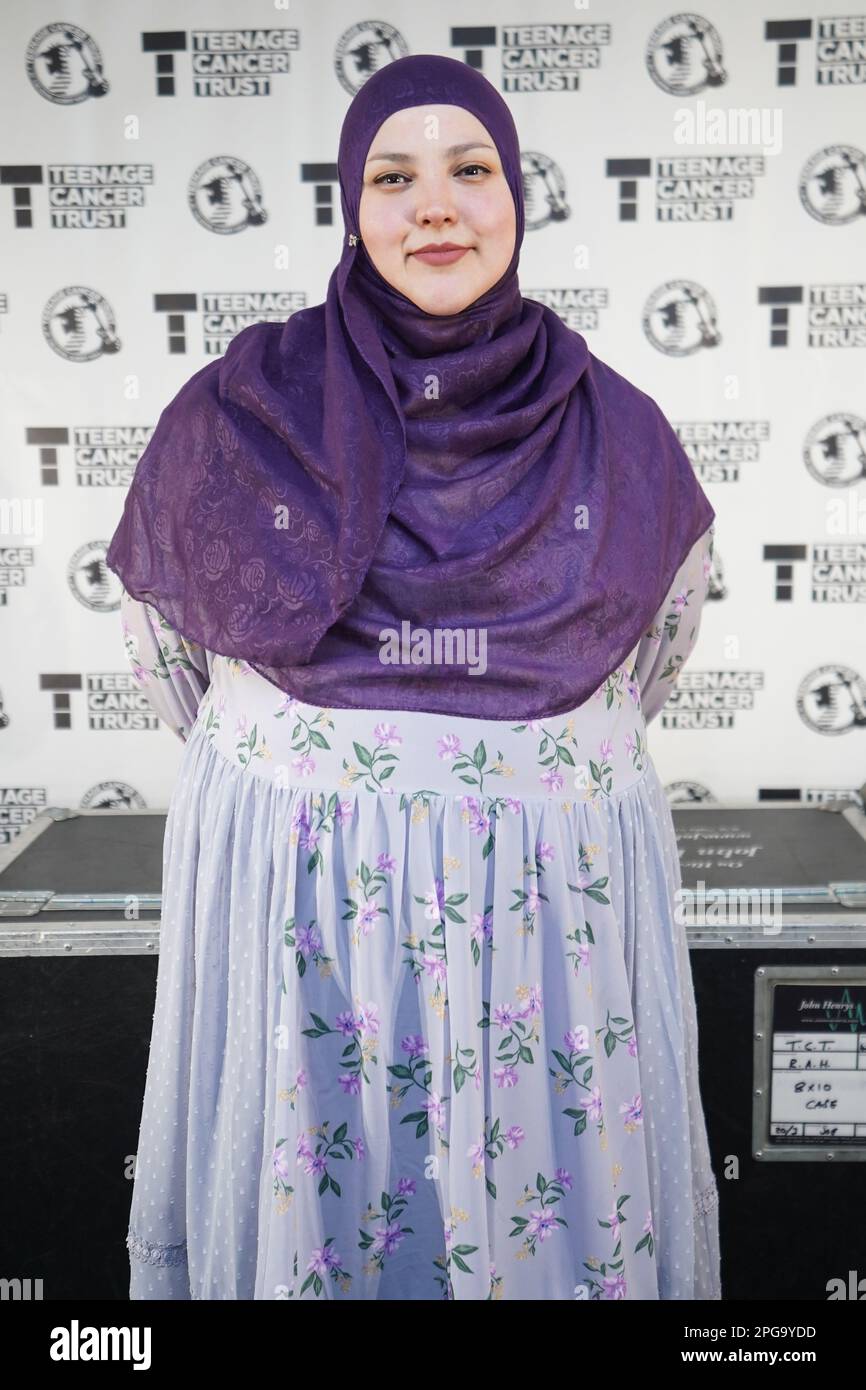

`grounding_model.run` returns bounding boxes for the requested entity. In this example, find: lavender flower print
[342,856,394,942]
[273,1142,295,1209]
[300,1238,352,1297]
[509,1170,571,1256]
[620,1095,643,1131]
[301,1002,381,1088]
[439,734,509,797]
[290,792,353,877]
[582,1195,635,1299]
[387,1034,449,1147]
[201,693,225,739]
[625,728,646,772]
[402,875,465,1007]
[282,916,334,985]
[567,844,610,908]
[468,1116,526,1200]
[509,845,552,935]
[481,983,543,1088]
[234,714,269,770]
[585,738,614,801]
[277,698,334,766]
[470,905,494,965]
[510,716,578,786]
[636,1211,655,1258]
[436,1211,481,1291]
[297,1122,364,1198]
[341,723,403,792]
[358,1179,416,1274]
